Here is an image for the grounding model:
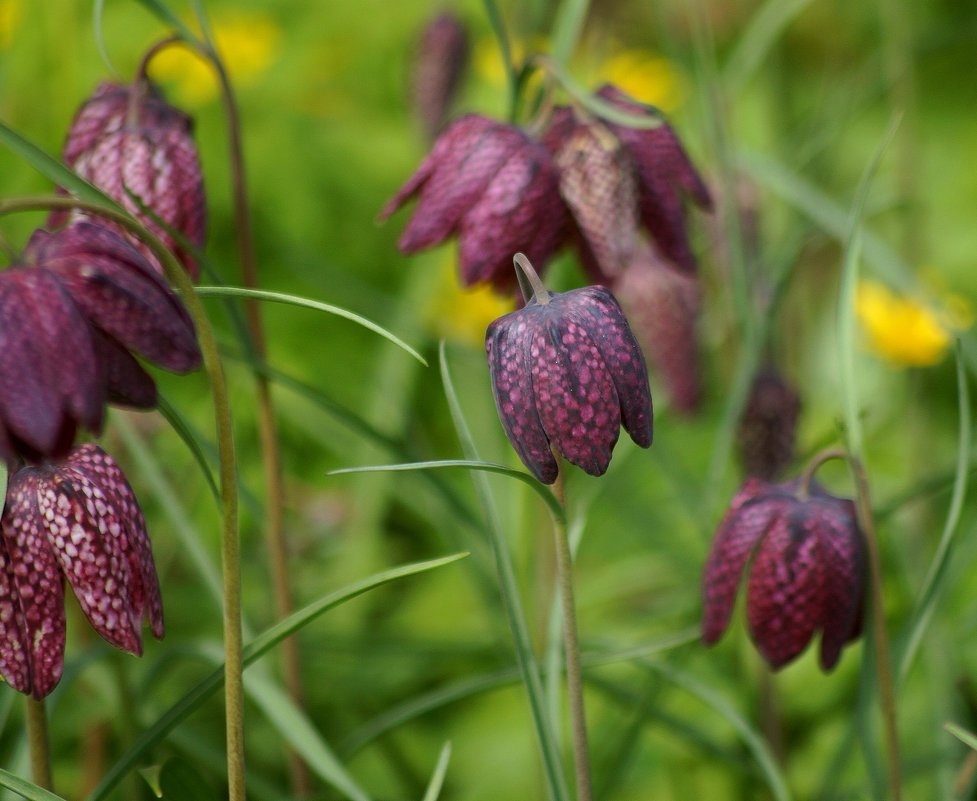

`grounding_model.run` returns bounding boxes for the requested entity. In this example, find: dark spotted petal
[737,367,802,481]
[1,472,67,698]
[92,330,158,408]
[385,116,516,251]
[0,530,33,694]
[458,144,566,289]
[411,12,469,139]
[62,445,163,639]
[813,495,865,671]
[486,312,557,484]
[562,287,653,447]
[702,478,778,645]
[528,309,621,477]
[37,222,201,373]
[0,275,64,454]
[746,506,824,669]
